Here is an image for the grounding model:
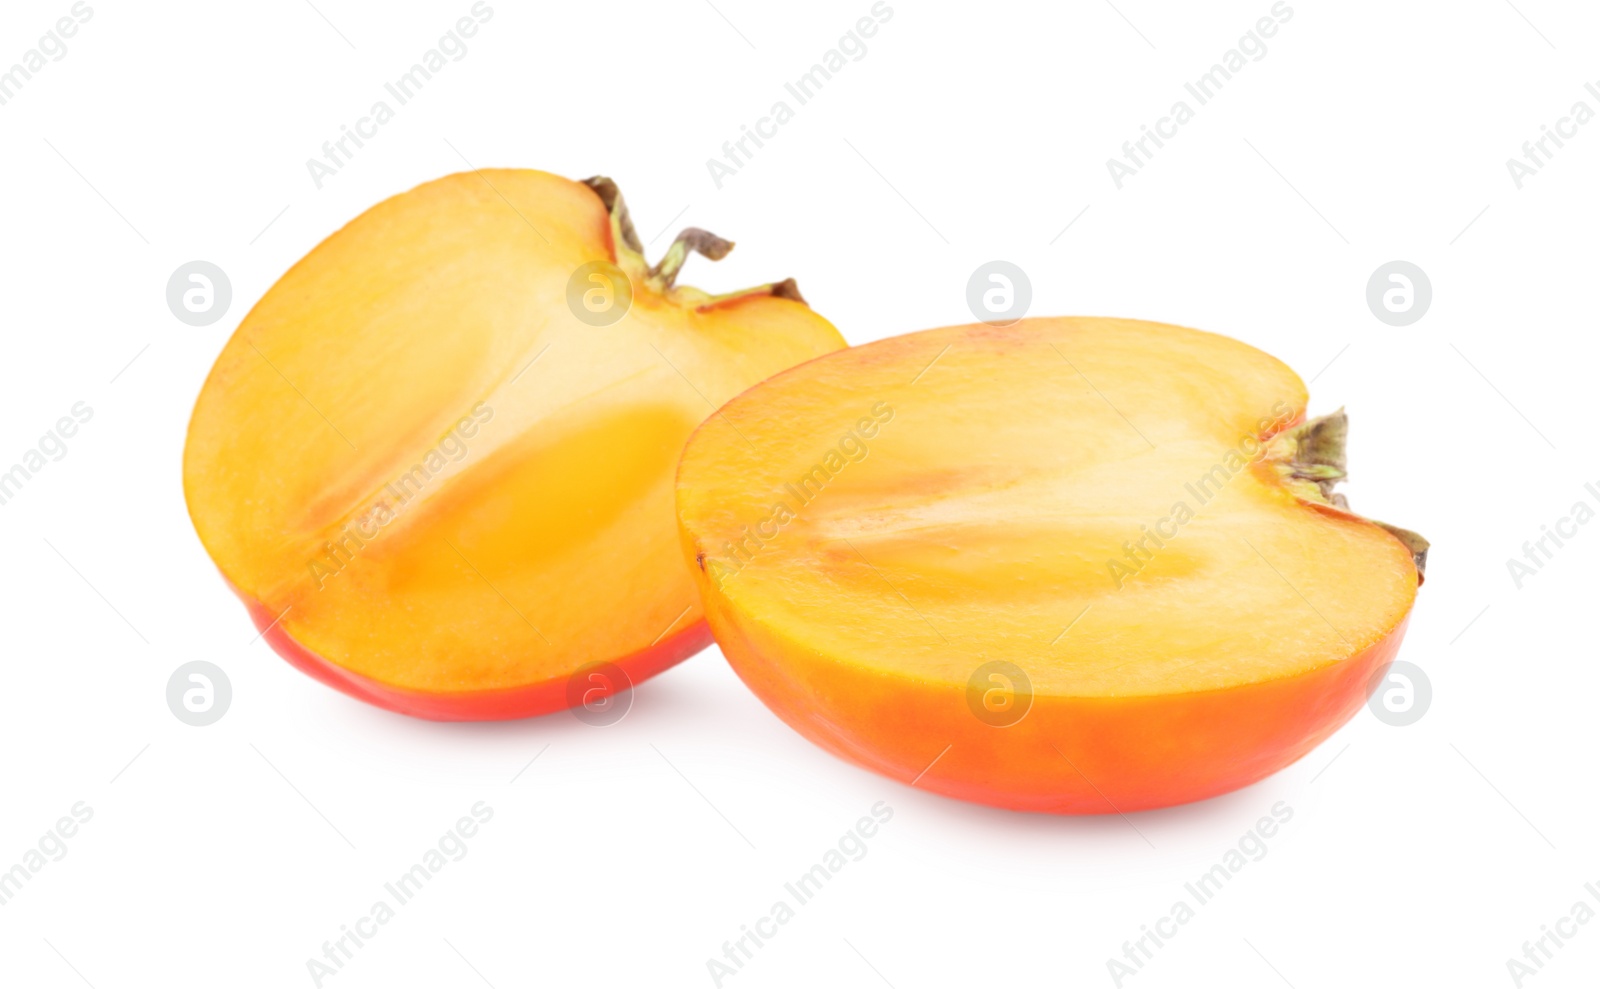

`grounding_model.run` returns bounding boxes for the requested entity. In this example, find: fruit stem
[1266,409,1431,579]
[581,176,809,309]
[581,176,645,261]
[648,228,734,292]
